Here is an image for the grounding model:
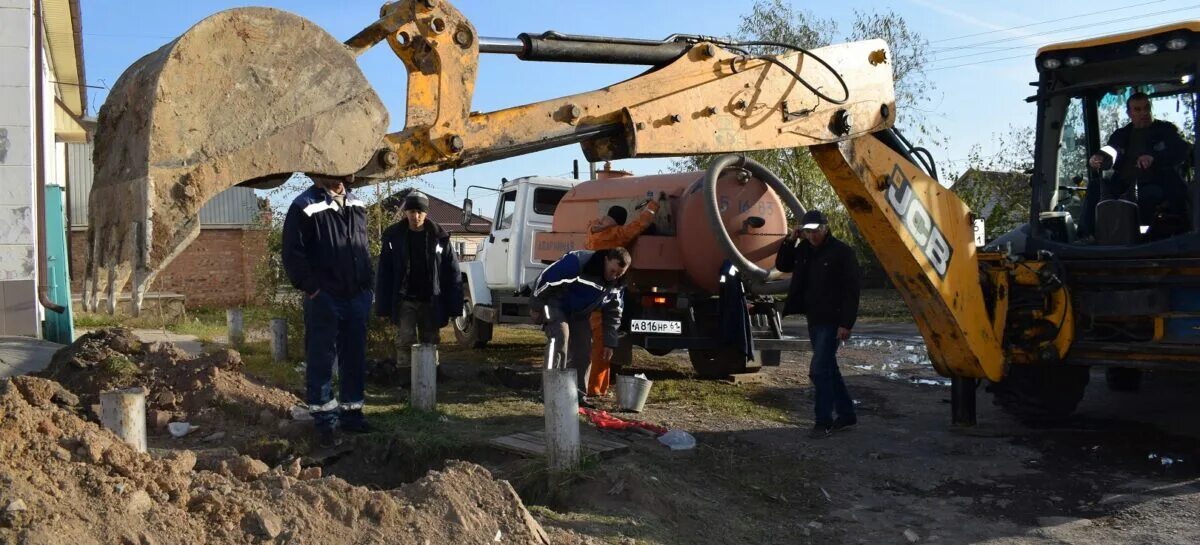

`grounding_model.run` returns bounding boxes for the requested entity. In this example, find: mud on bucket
[615,374,653,412]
